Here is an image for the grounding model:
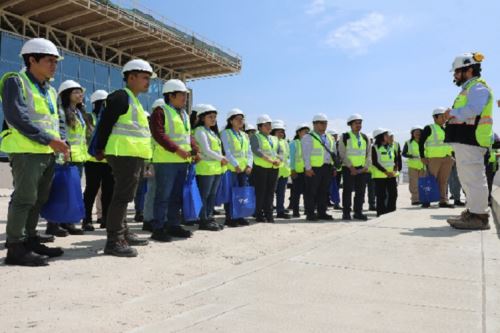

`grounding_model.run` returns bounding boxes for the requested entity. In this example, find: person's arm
[451,83,491,122]
[57,103,67,142]
[2,77,54,145]
[338,134,352,167]
[402,142,411,158]
[220,130,239,167]
[419,126,431,158]
[396,145,402,171]
[301,134,313,170]
[364,134,372,169]
[96,90,129,151]
[149,107,180,153]
[250,134,264,158]
[190,135,199,155]
[372,146,387,173]
[289,141,296,170]
[245,134,253,168]
[194,129,224,161]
